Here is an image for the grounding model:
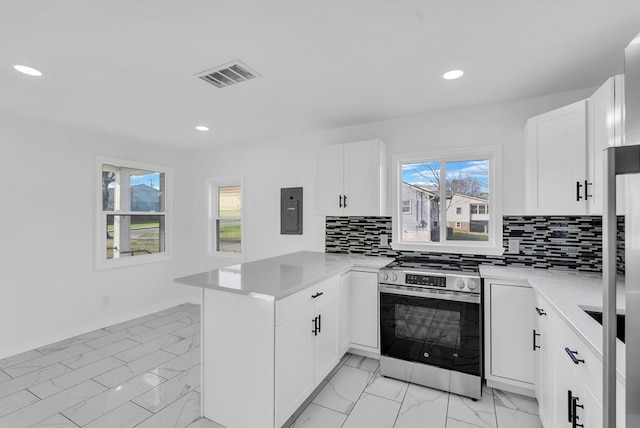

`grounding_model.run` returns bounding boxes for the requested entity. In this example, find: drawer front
[276,276,340,326]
